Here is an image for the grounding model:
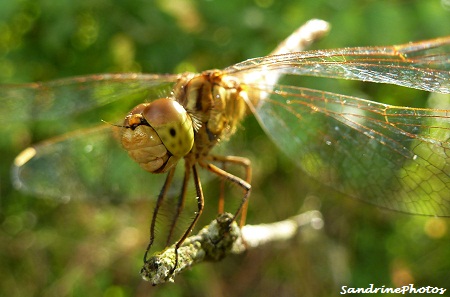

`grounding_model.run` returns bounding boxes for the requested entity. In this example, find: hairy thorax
[174,70,248,161]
